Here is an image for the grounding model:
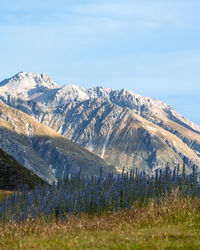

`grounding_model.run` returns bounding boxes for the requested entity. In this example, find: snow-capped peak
[0,72,60,100]
[51,84,90,106]
[88,86,112,99]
